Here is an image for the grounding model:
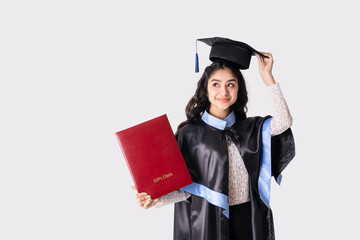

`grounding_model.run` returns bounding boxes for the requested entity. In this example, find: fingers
[150,198,160,207]
[259,52,271,57]
[136,192,151,202]
[131,187,159,209]
[256,53,263,62]
[135,192,154,209]
[145,198,161,209]
[143,198,153,209]
[256,52,274,69]
[259,52,273,62]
